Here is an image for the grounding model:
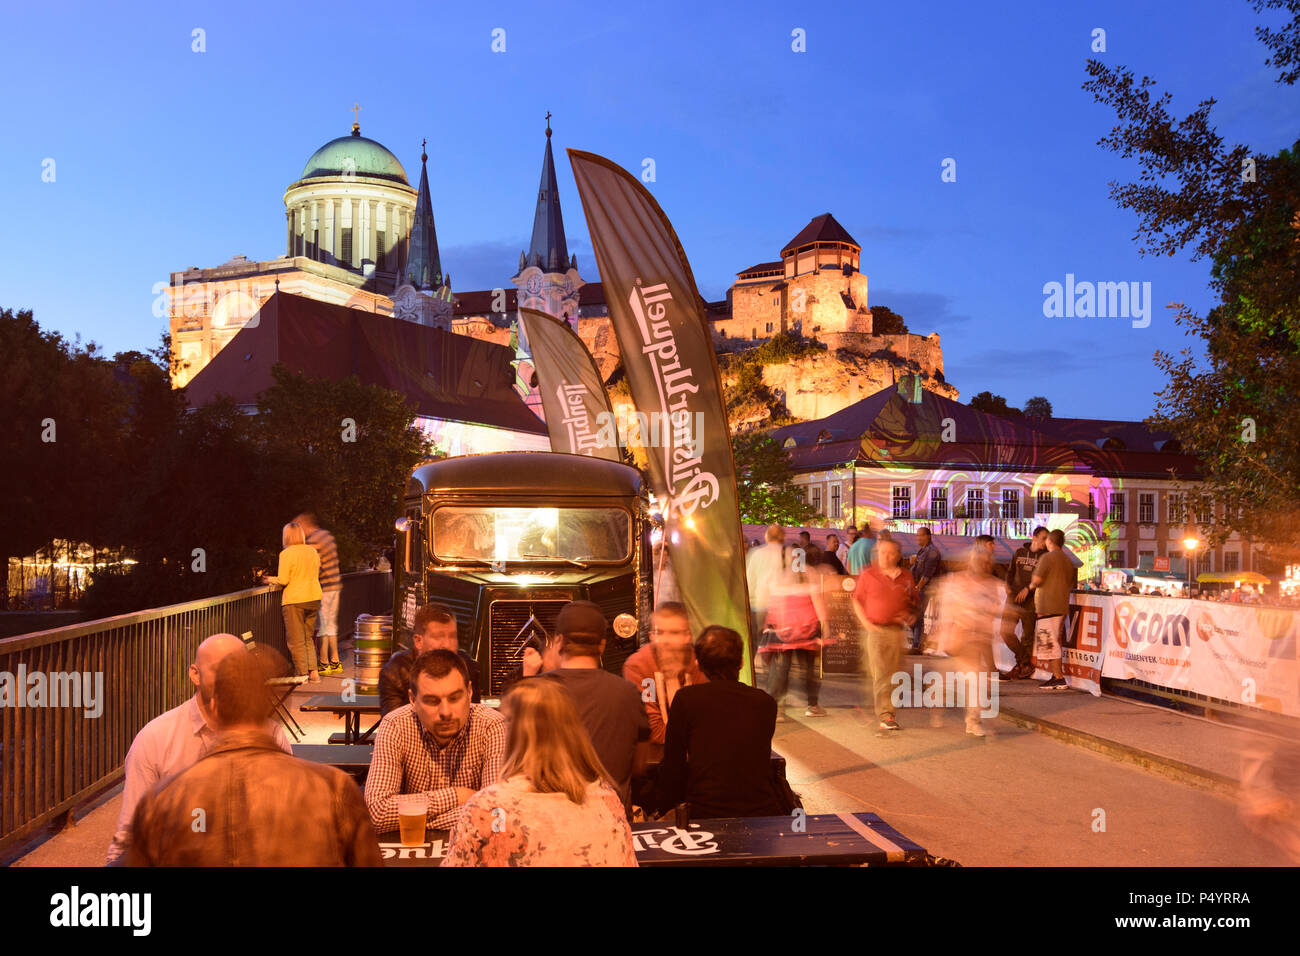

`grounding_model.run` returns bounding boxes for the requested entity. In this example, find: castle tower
[510,116,585,412]
[391,141,453,329]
